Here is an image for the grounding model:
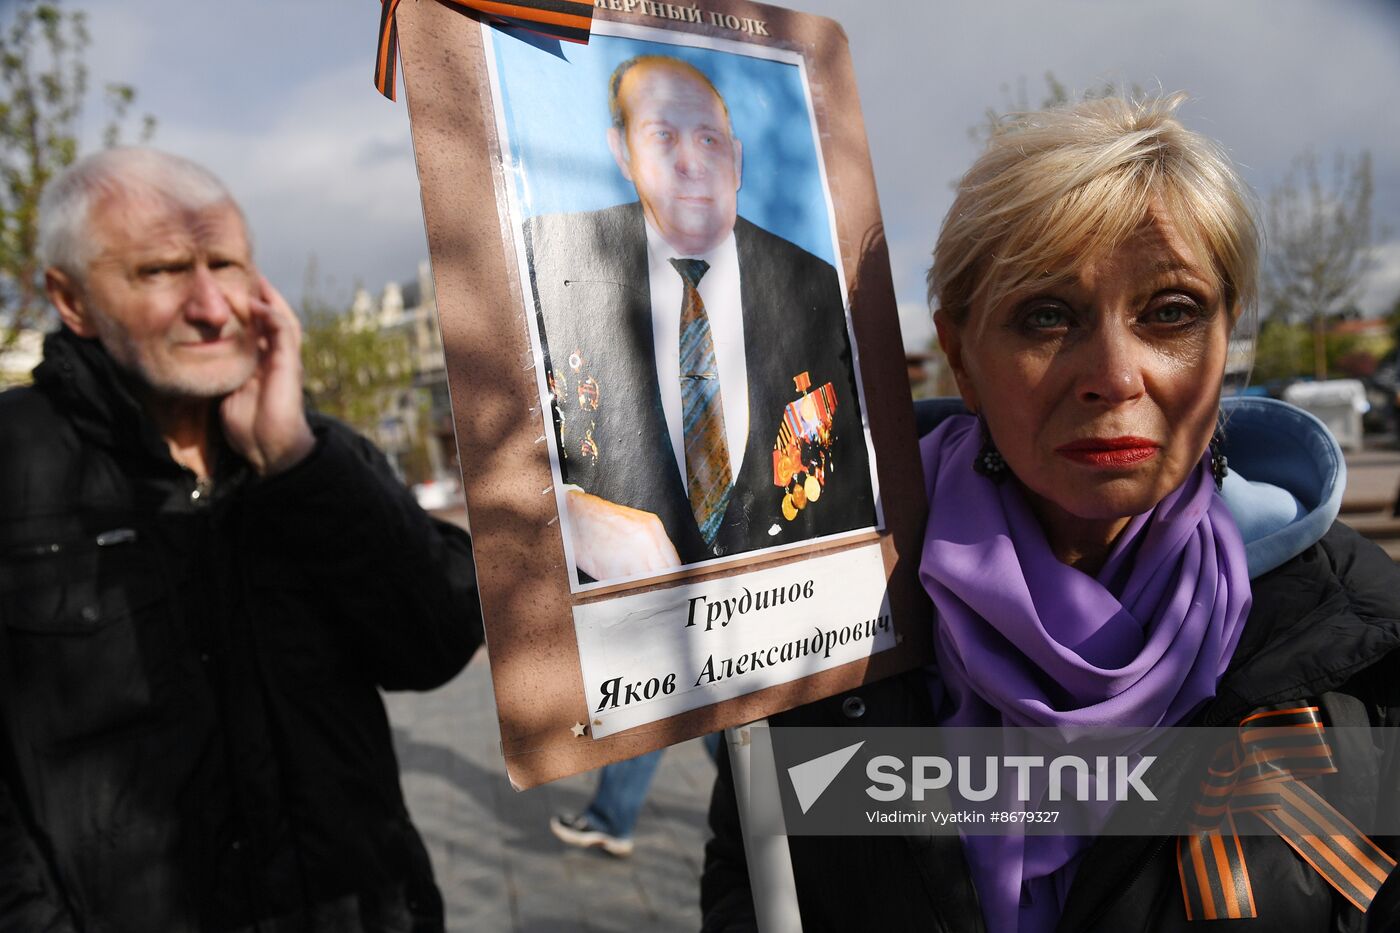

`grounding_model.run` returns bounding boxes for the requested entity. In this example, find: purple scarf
[919,415,1251,933]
